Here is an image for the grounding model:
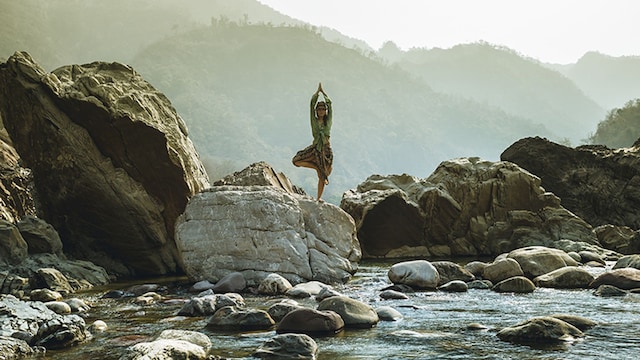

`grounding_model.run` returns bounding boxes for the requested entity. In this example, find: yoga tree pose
[292,82,333,200]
